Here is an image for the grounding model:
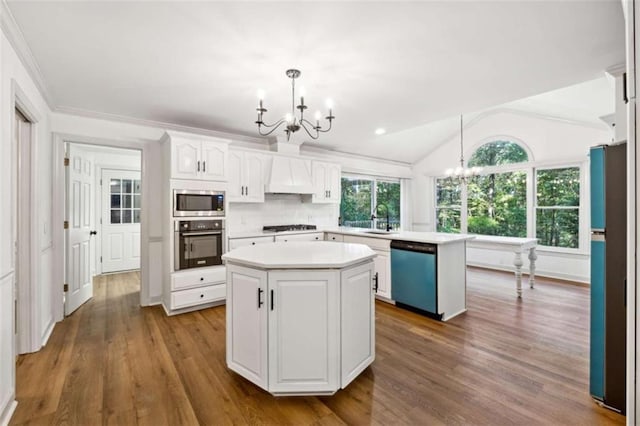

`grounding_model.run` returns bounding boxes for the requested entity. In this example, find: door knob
[90,230,97,236]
